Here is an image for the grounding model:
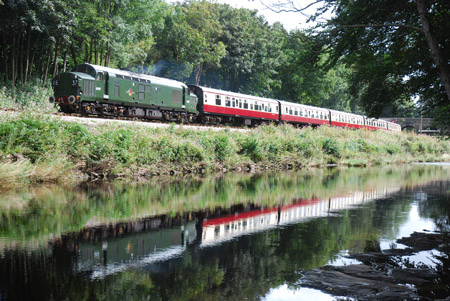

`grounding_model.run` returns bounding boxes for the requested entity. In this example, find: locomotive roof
[75,63,187,89]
